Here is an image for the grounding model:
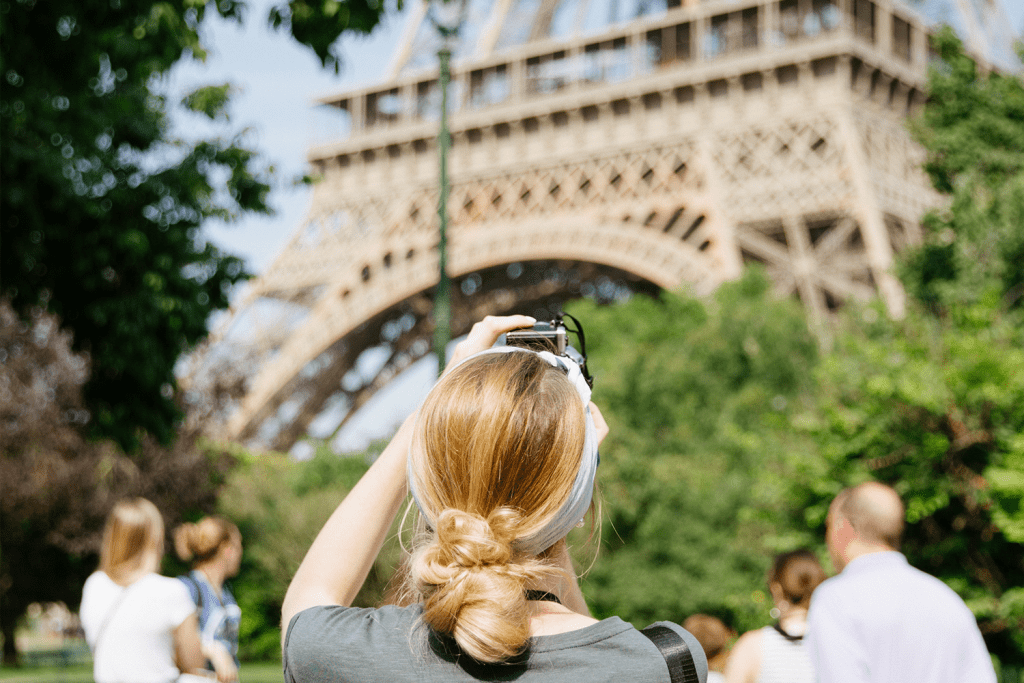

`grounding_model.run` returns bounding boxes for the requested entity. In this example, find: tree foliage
[0,0,393,452]
[781,30,1024,664]
[563,271,820,635]
[903,27,1024,316]
[211,441,402,660]
[0,0,393,662]
[0,301,235,666]
[269,0,393,74]
[782,302,1024,662]
[1,0,268,450]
